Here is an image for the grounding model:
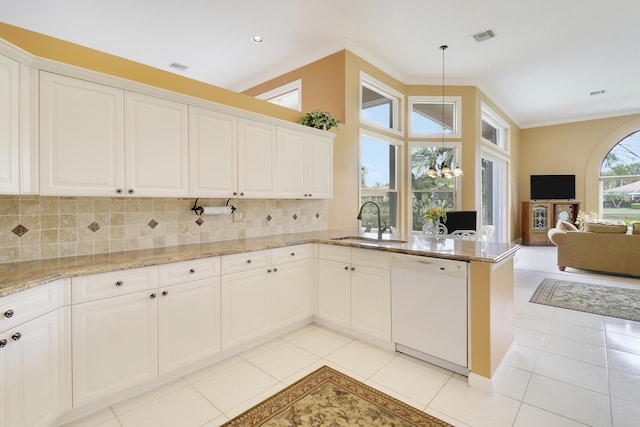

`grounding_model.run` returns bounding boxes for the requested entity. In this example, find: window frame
[359,72,404,136]
[480,102,510,153]
[408,95,462,138]
[255,79,302,111]
[359,129,403,233]
[408,141,462,234]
